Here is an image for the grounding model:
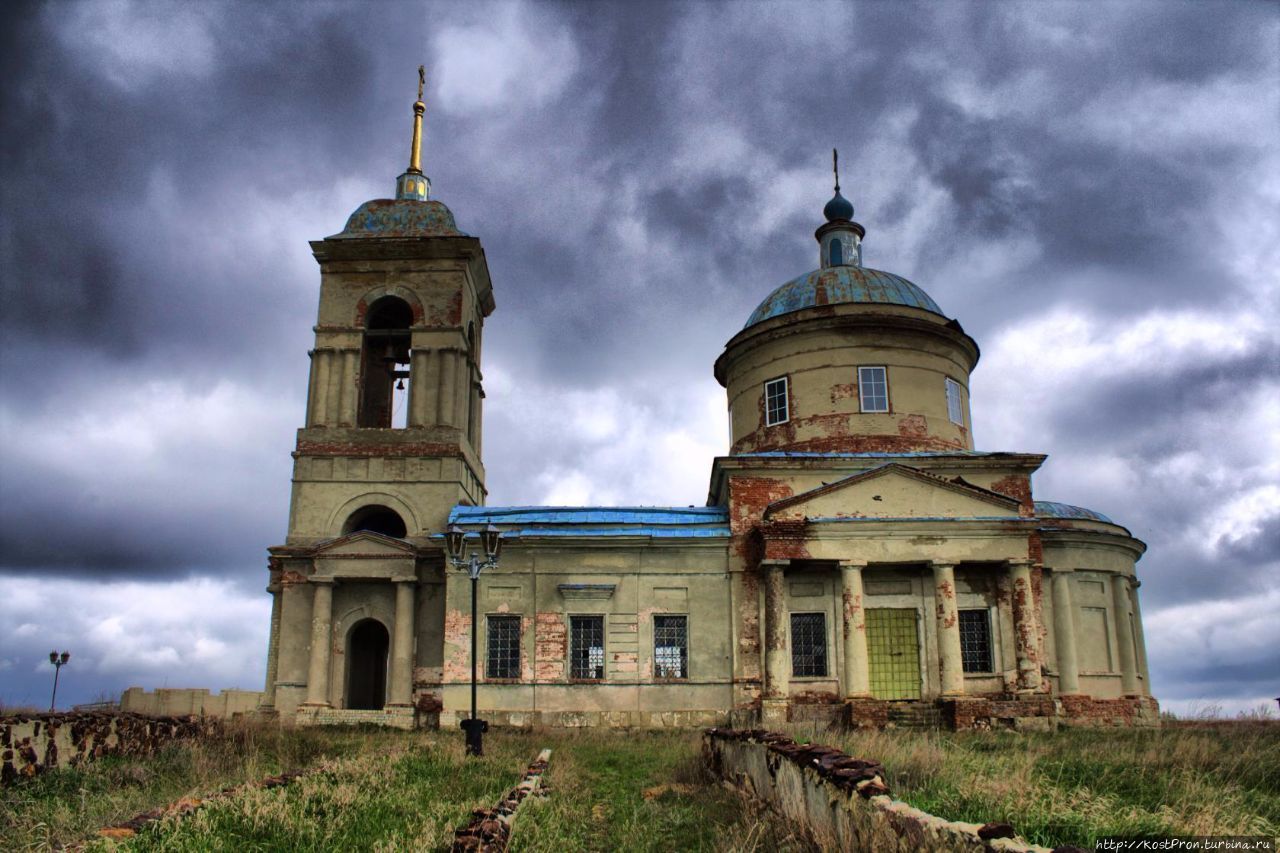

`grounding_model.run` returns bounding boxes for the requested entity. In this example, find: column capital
[929,560,957,570]
[392,577,419,586]
[1046,566,1074,575]
[1007,558,1033,568]
[310,577,337,586]
[759,559,790,569]
[837,559,868,569]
